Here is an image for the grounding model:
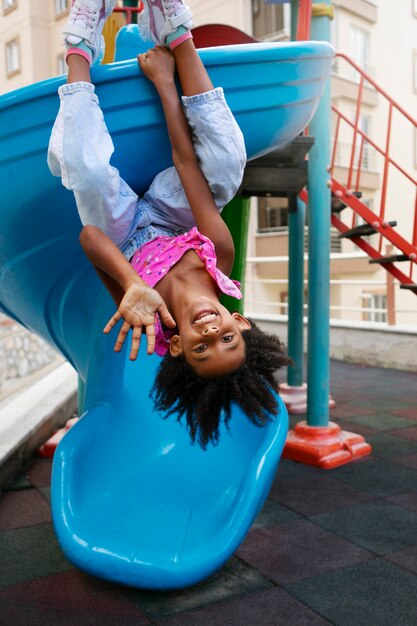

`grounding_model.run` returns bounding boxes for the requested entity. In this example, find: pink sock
[166,27,193,50]
[64,45,92,65]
